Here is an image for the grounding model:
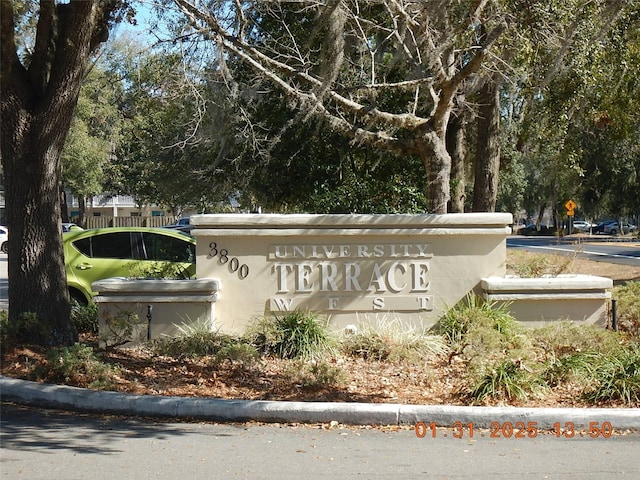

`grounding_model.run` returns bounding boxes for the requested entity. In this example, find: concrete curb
[2,376,639,429]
